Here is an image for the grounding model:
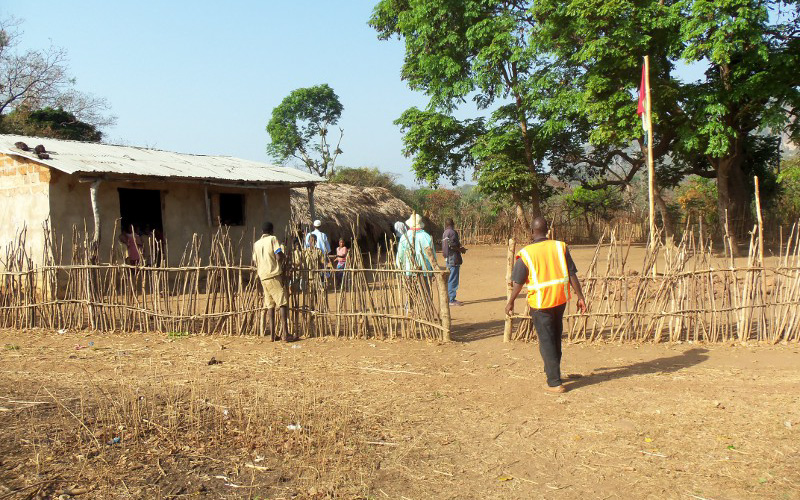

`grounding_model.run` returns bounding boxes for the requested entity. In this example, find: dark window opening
[118,188,163,234]
[219,193,245,226]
